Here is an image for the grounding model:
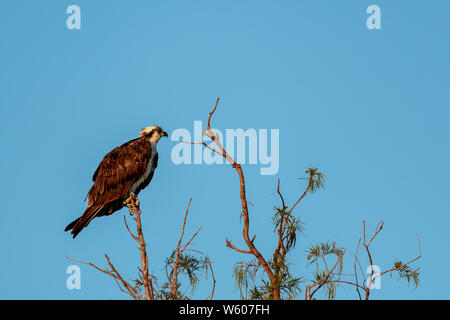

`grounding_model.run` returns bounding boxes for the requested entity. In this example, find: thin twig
[207,257,216,300]
[124,194,154,300]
